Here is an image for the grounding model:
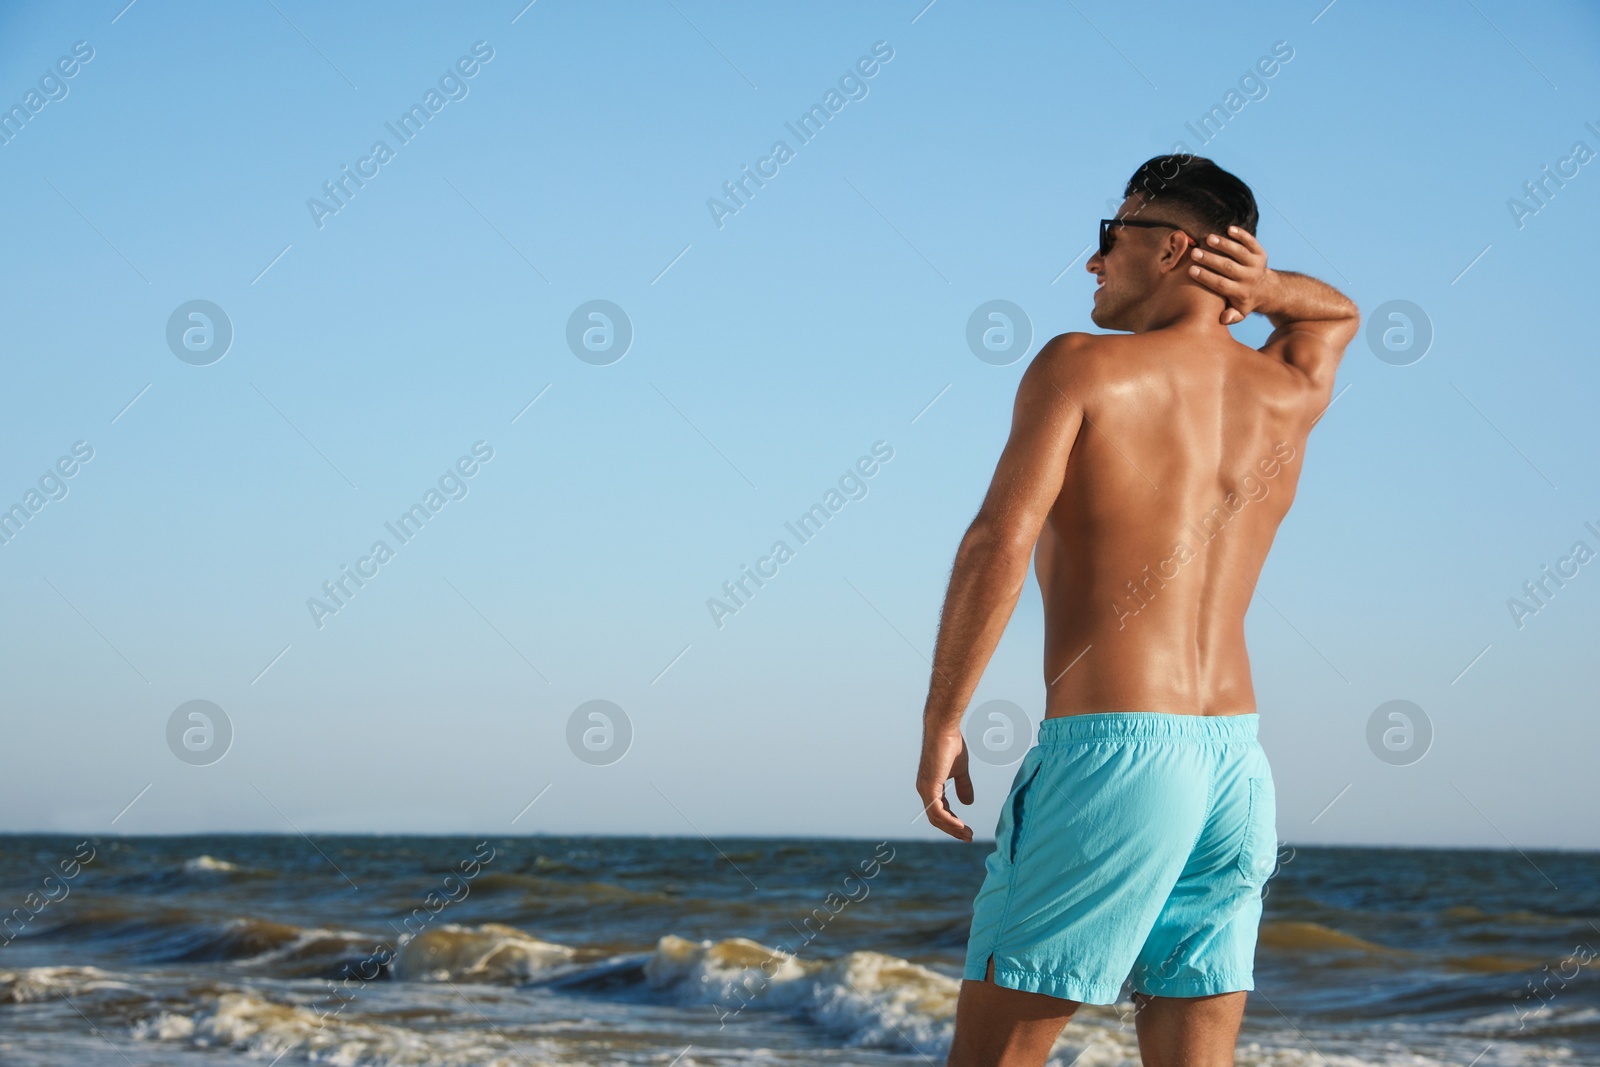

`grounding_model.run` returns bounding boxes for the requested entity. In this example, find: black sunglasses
[1098,218,1203,258]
